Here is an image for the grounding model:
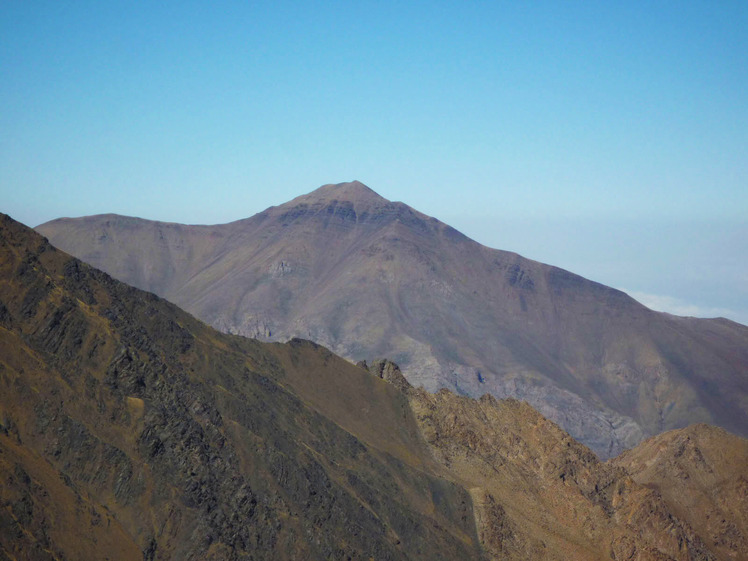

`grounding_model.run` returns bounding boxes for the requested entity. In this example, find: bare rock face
[612,425,748,561]
[373,370,722,561]
[358,358,413,393]
[0,435,140,561]
[35,181,748,461]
